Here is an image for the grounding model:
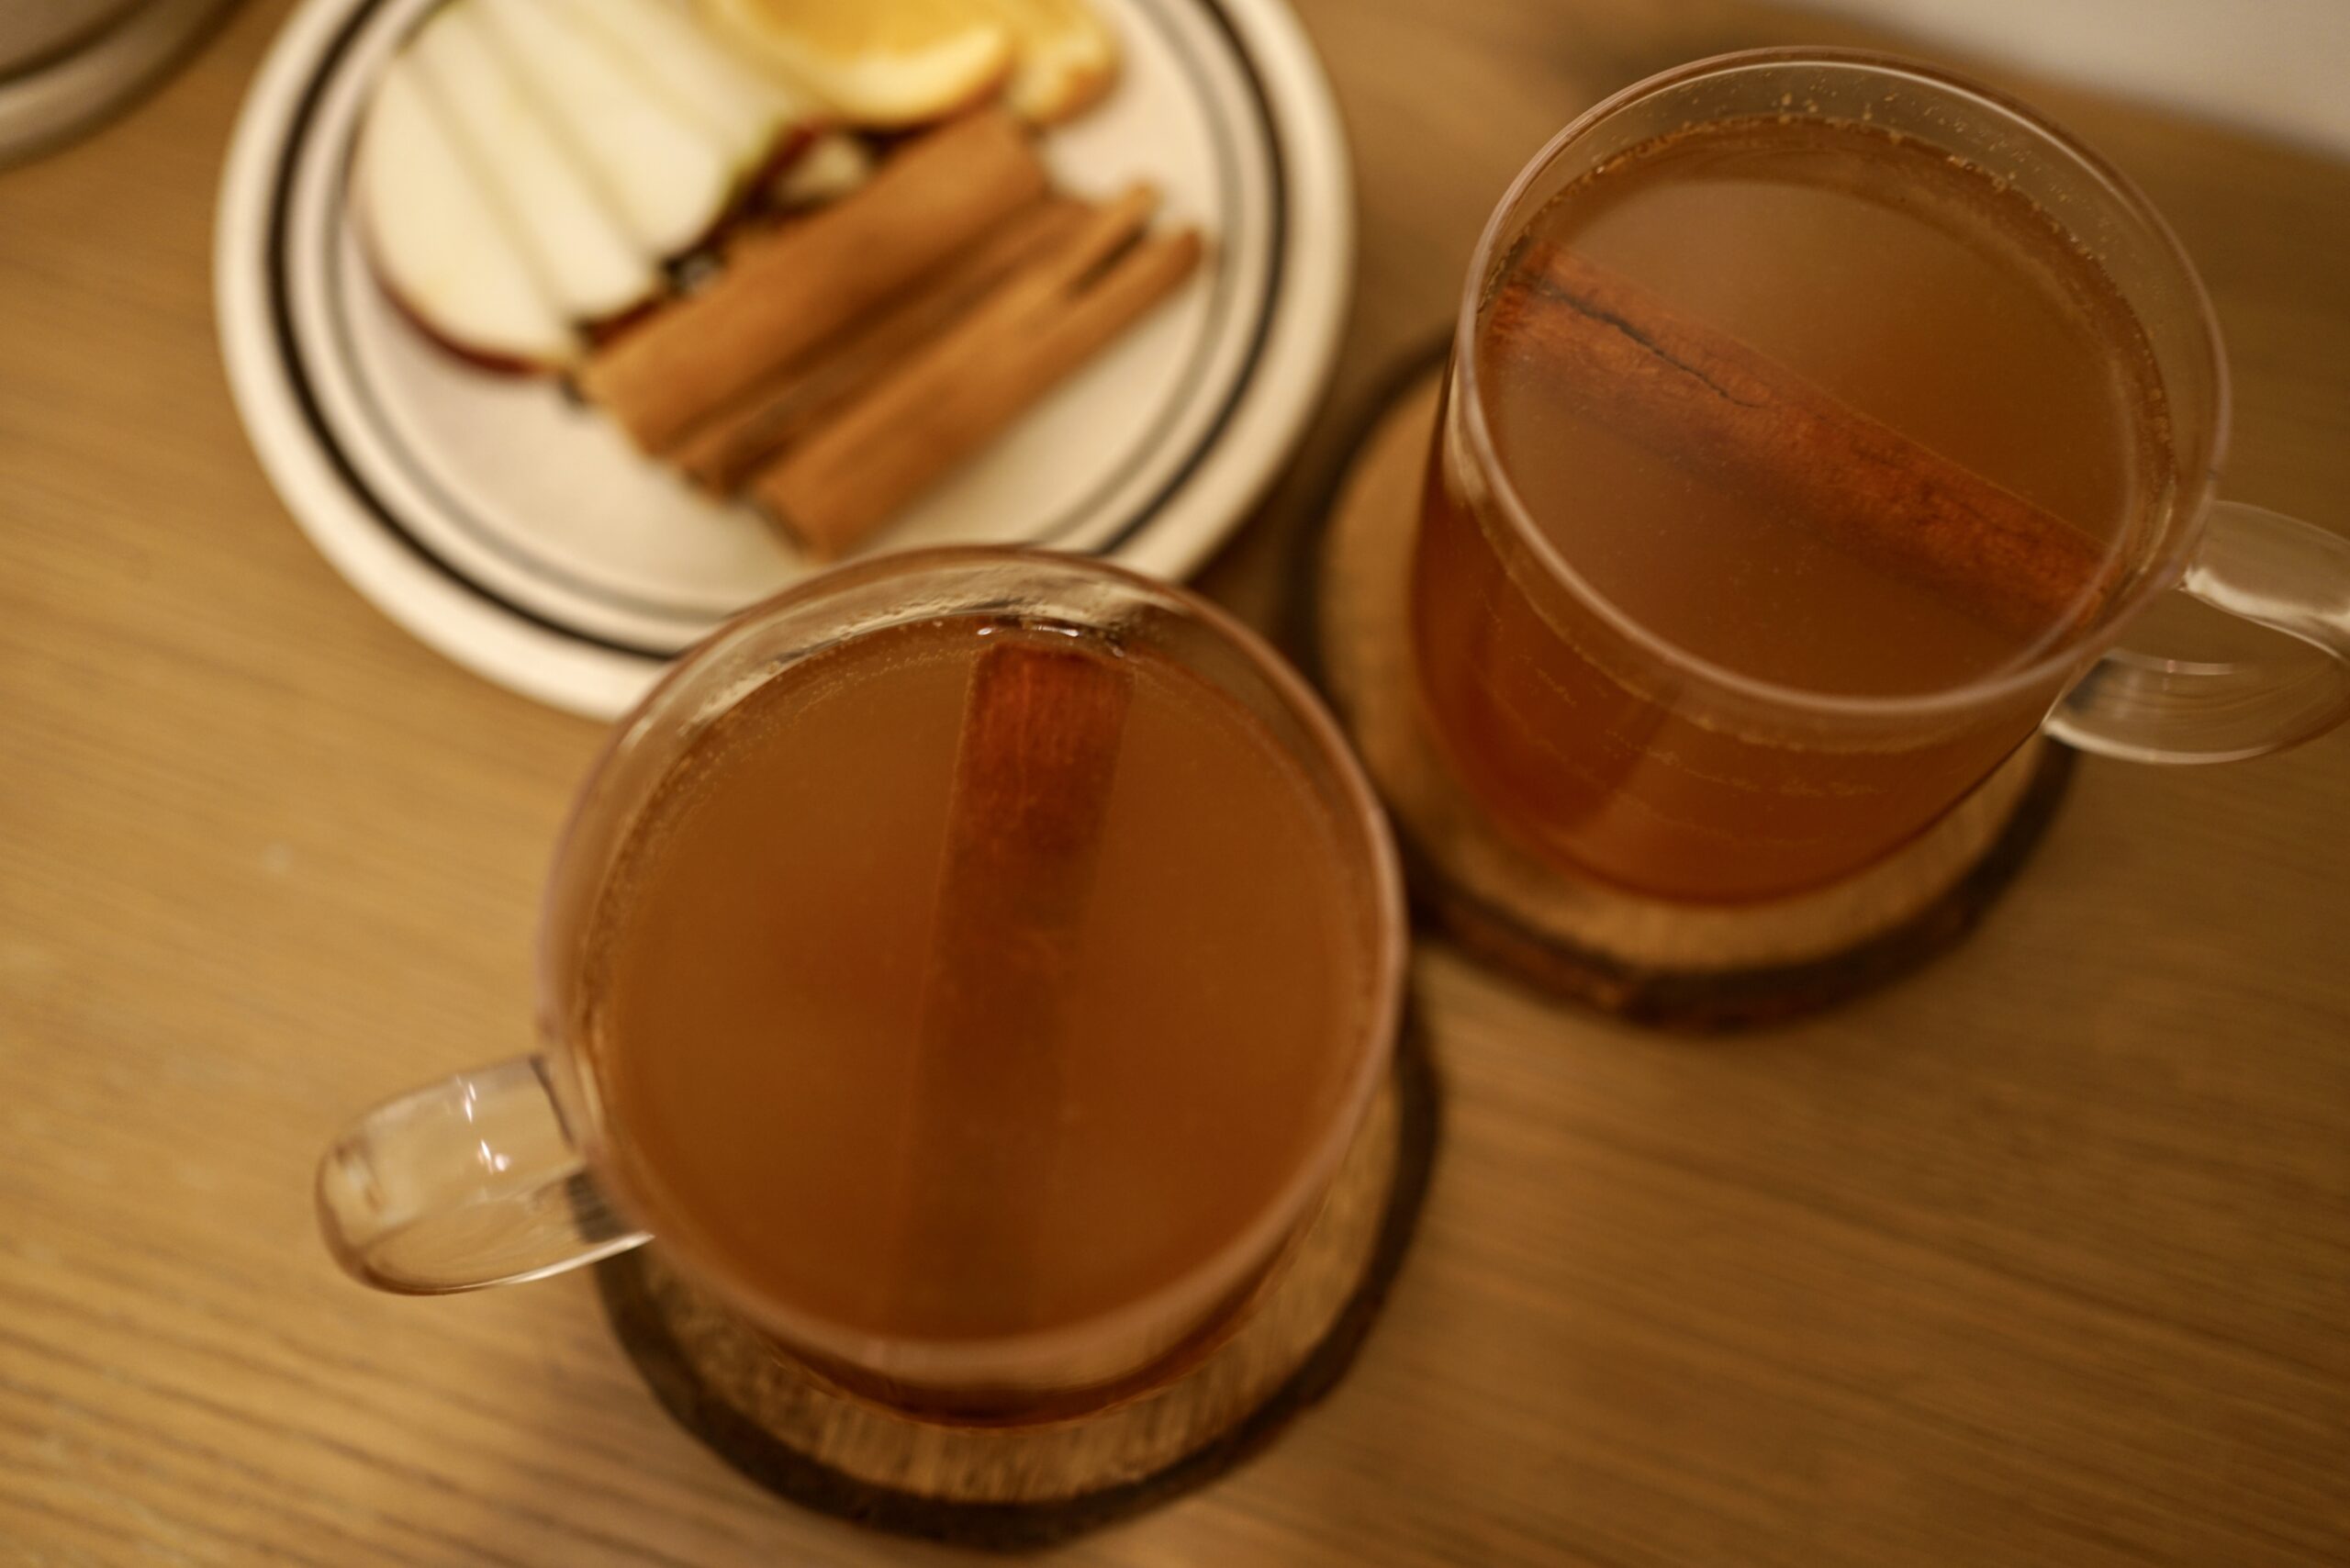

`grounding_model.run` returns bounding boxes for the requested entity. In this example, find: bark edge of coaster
[597,1025,1439,1551]
[1300,344,2074,1030]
